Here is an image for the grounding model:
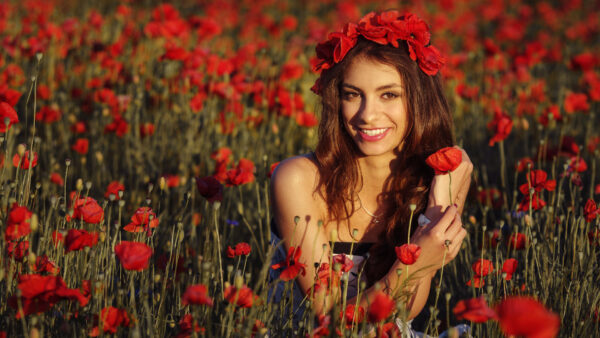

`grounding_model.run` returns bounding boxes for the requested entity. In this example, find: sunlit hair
[314,36,454,284]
